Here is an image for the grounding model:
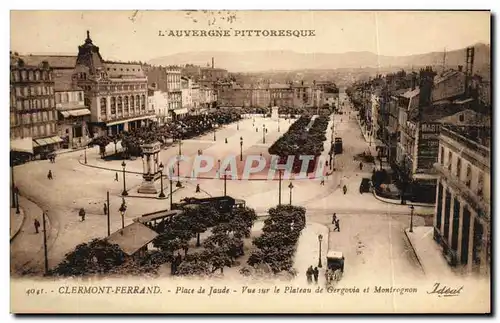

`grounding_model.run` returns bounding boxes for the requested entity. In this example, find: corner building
[73,31,154,136]
[433,125,490,275]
